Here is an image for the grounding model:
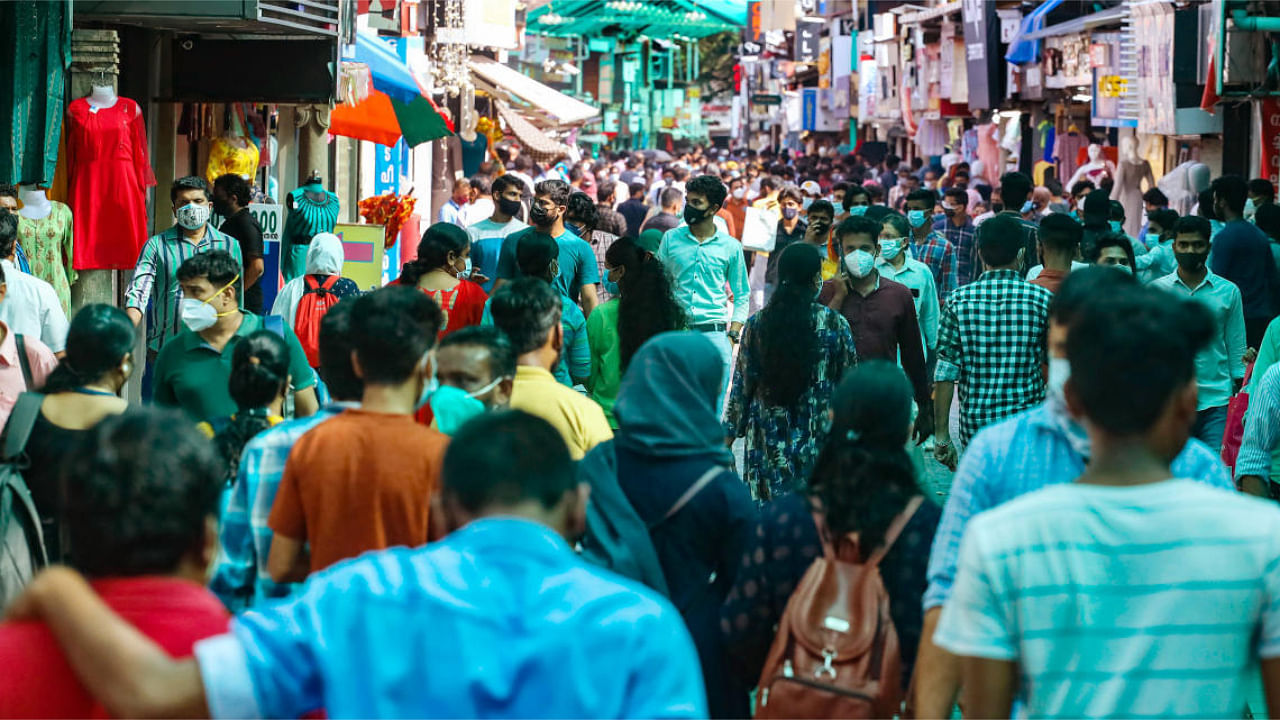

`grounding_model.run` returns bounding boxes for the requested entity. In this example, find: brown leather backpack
[754,496,923,719]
